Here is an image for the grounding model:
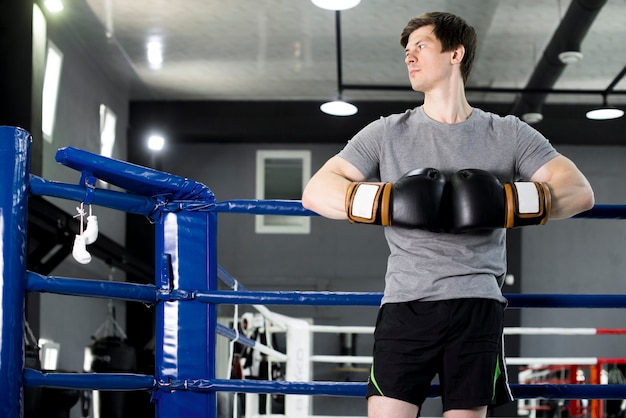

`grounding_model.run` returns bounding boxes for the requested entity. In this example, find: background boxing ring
[3,124,626,417]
